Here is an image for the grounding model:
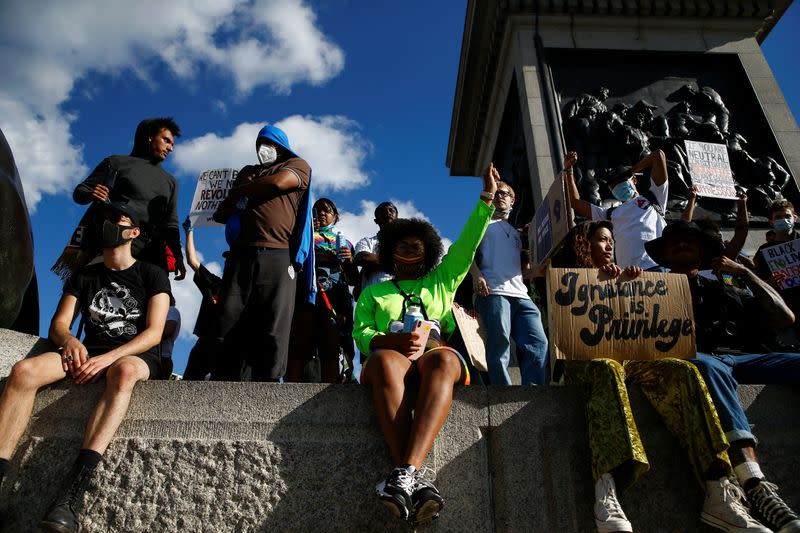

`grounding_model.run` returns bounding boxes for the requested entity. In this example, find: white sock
[734,461,764,486]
